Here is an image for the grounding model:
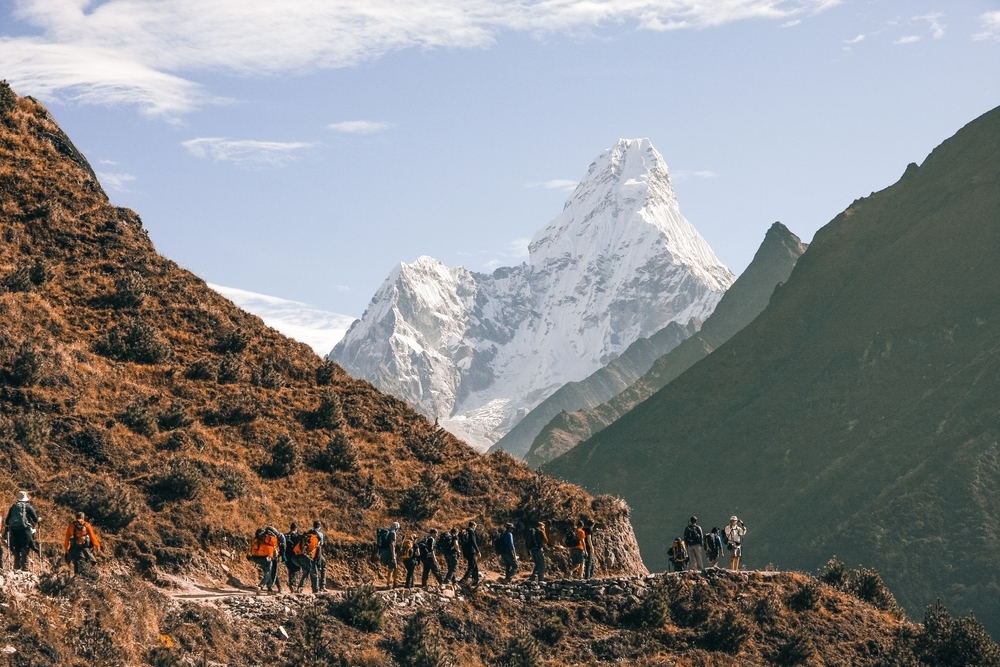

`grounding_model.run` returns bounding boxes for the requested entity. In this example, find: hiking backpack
[417,537,434,559]
[250,528,279,558]
[672,542,688,563]
[293,530,319,559]
[72,523,92,547]
[376,527,390,550]
[7,502,28,530]
[684,524,702,547]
